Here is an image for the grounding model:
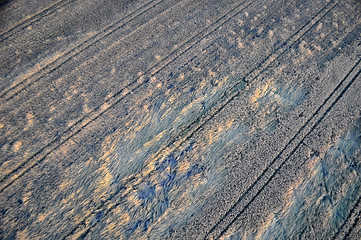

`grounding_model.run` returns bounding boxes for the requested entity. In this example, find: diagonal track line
[205,57,361,239]
[0,0,76,41]
[332,191,361,239]
[344,212,361,239]
[0,0,165,101]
